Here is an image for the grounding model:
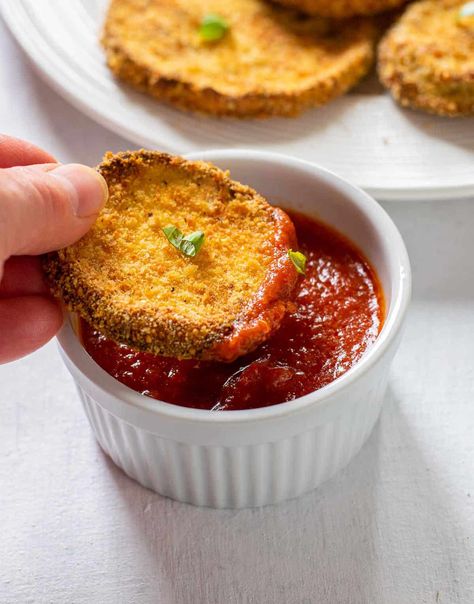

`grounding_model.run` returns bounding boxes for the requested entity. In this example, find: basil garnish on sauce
[288,249,307,276]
